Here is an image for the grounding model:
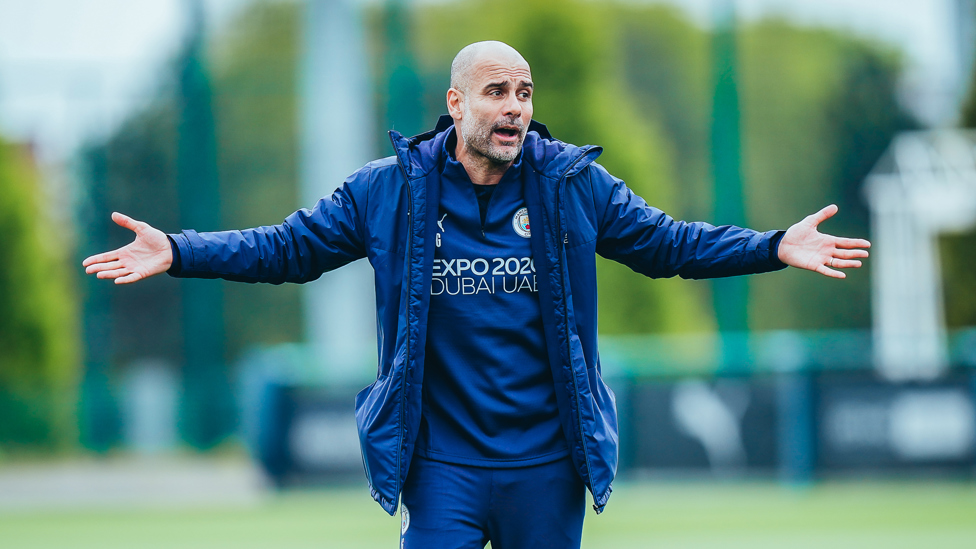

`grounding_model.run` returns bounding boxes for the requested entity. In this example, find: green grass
[2,481,974,548]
